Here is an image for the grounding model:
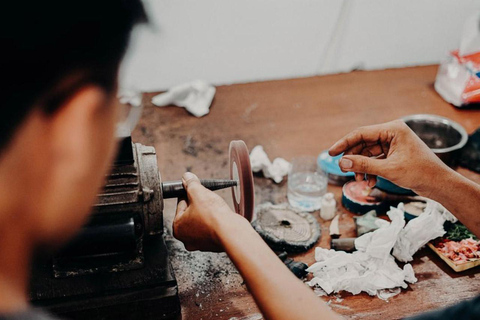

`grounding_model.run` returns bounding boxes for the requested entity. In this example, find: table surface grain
[132,65,480,320]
